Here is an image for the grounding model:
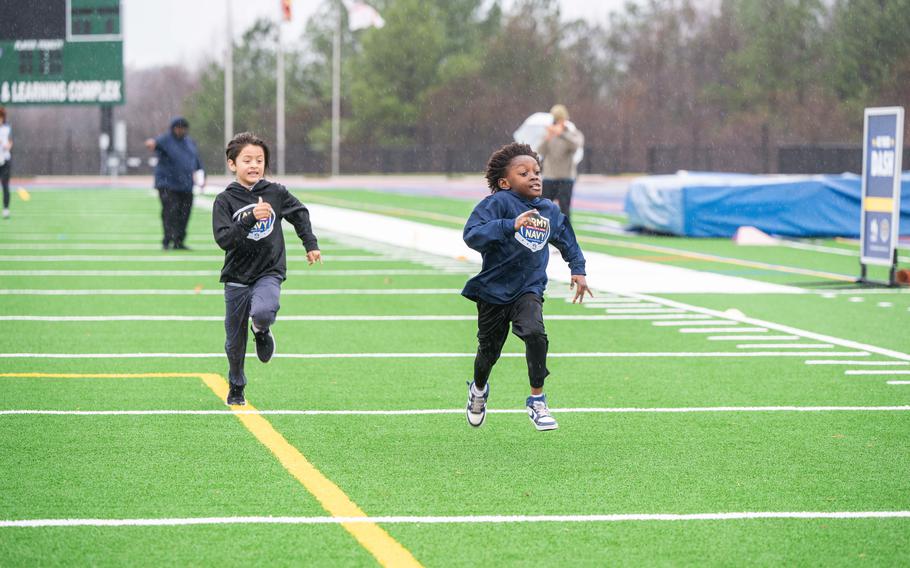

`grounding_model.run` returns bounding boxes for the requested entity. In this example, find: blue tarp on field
[624,171,910,238]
